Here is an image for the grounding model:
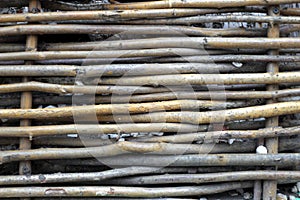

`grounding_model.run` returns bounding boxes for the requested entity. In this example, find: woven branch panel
[0,0,300,199]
